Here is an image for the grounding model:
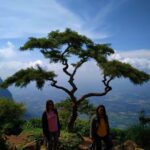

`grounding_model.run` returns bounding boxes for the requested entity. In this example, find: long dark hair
[46,100,54,112]
[96,104,108,121]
